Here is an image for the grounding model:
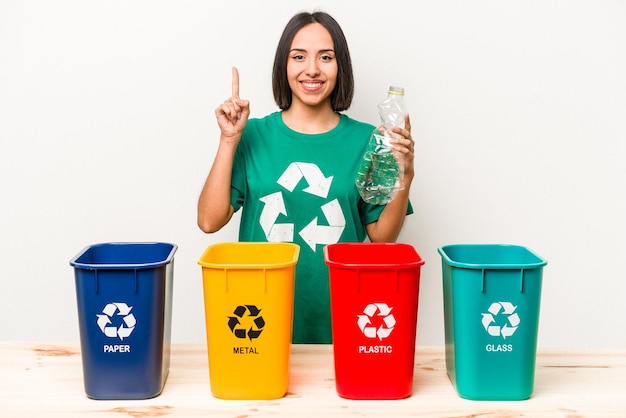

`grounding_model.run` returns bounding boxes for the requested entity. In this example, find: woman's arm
[197,140,238,233]
[197,67,250,233]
